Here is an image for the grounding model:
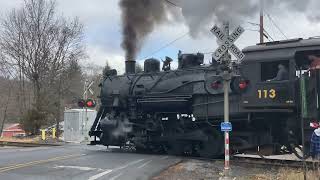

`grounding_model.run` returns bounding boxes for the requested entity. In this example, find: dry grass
[0,136,40,143]
[275,168,320,180]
